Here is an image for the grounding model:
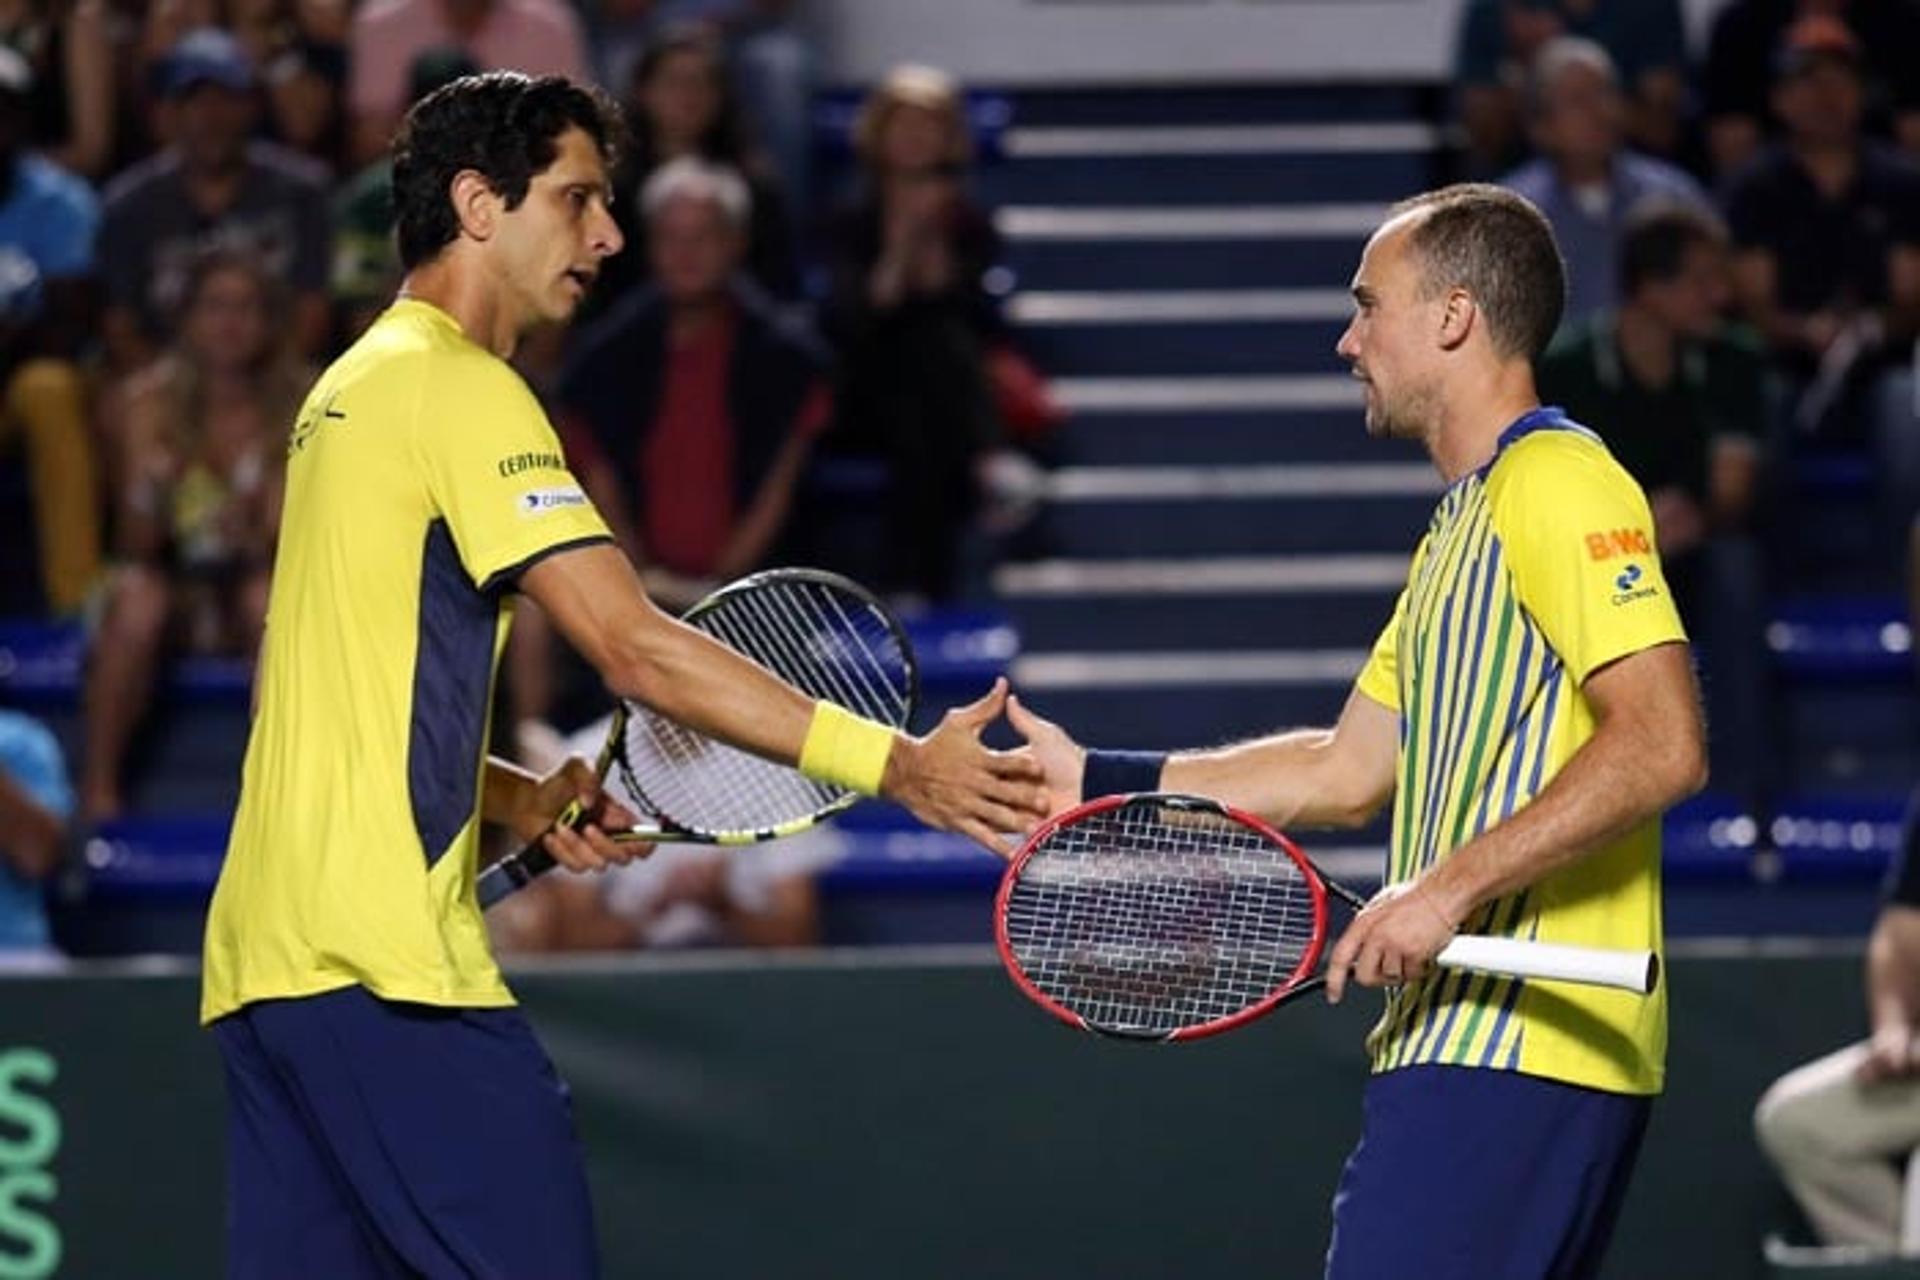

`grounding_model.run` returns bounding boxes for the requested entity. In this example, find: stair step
[1007,665,1356,746]
[996,555,1402,650]
[980,151,1430,207]
[1043,495,1434,557]
[1000,205,1380,290]
[1013,291,1347,375]
[1052,373,1362,414]
[1003,121,1442,159]
[1002,85,1435,127]
[1055,408,1415,466]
